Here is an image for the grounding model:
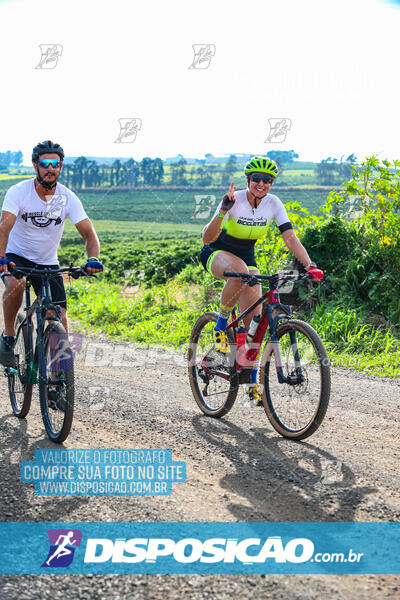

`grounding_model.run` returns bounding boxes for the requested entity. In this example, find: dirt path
[1,320,400,599]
